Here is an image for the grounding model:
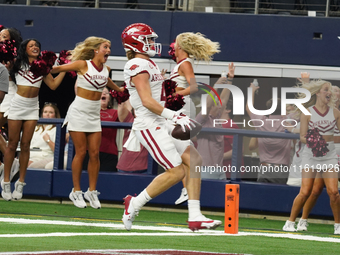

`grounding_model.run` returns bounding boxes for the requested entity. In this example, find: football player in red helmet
[121,23,161,57]
[121,23,222,232]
